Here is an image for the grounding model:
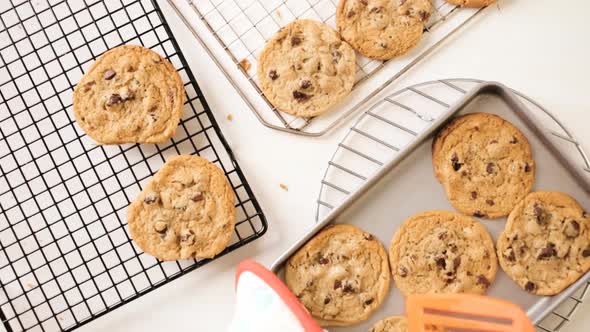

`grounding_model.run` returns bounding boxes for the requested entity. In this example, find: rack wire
[0,0,267,331]
[315,78,590,332]
[167,0,485,136]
